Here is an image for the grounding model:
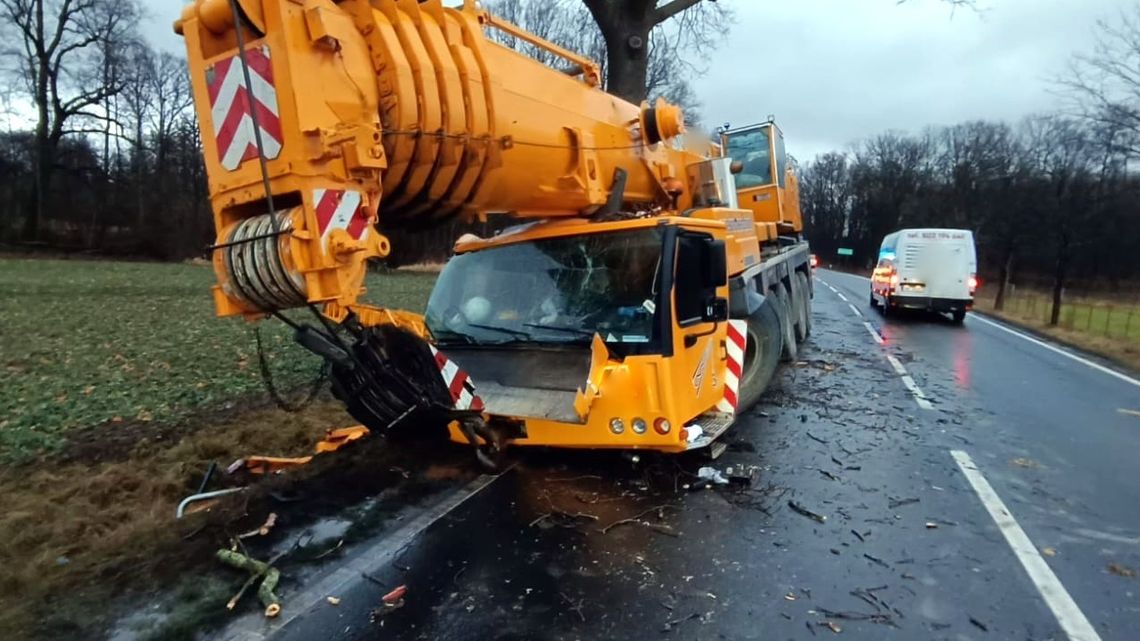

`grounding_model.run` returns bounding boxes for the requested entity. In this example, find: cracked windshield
[426,229,663,347]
